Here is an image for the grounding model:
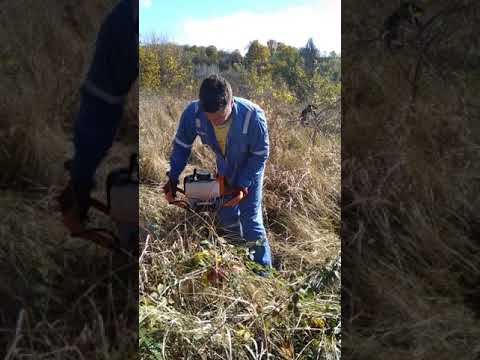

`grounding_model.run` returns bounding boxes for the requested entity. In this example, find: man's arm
[235,110,269,188]
[168,104,198,182]
[60,0,137,228]
[71,92,124,193]
[70,0,138,194]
